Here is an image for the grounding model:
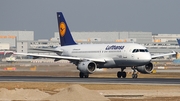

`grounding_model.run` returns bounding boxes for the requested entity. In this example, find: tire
[132,74,138,79]
[117,72,122,78]
[79,72,84,78]
[84,75,89,78]
[122,72,127,78]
